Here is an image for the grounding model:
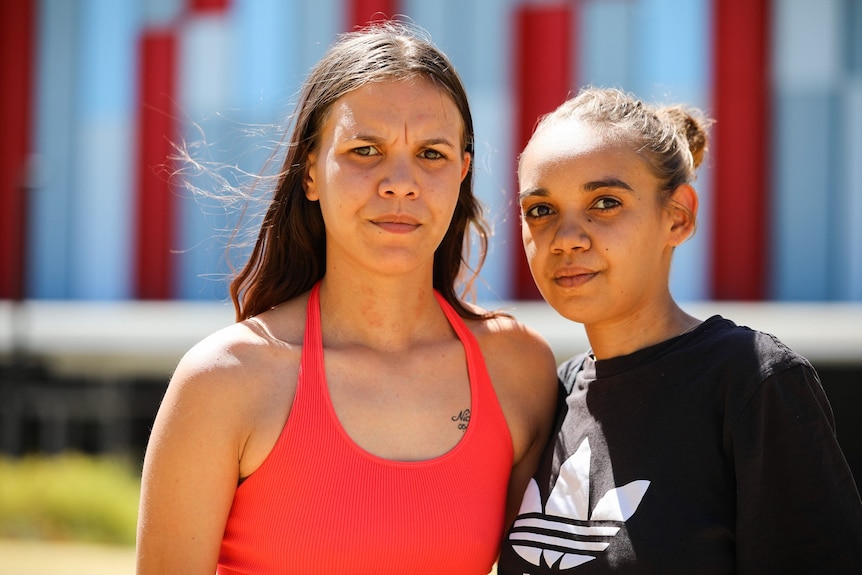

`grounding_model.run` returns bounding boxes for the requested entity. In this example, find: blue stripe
[176,15,232,301]
[234,0,296,113]
[771,0,845,300]
[69,0,138,299]
[30,0,77,298]
[841,83,862,299]
[580,1,634,90]
[772,92,835,300]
